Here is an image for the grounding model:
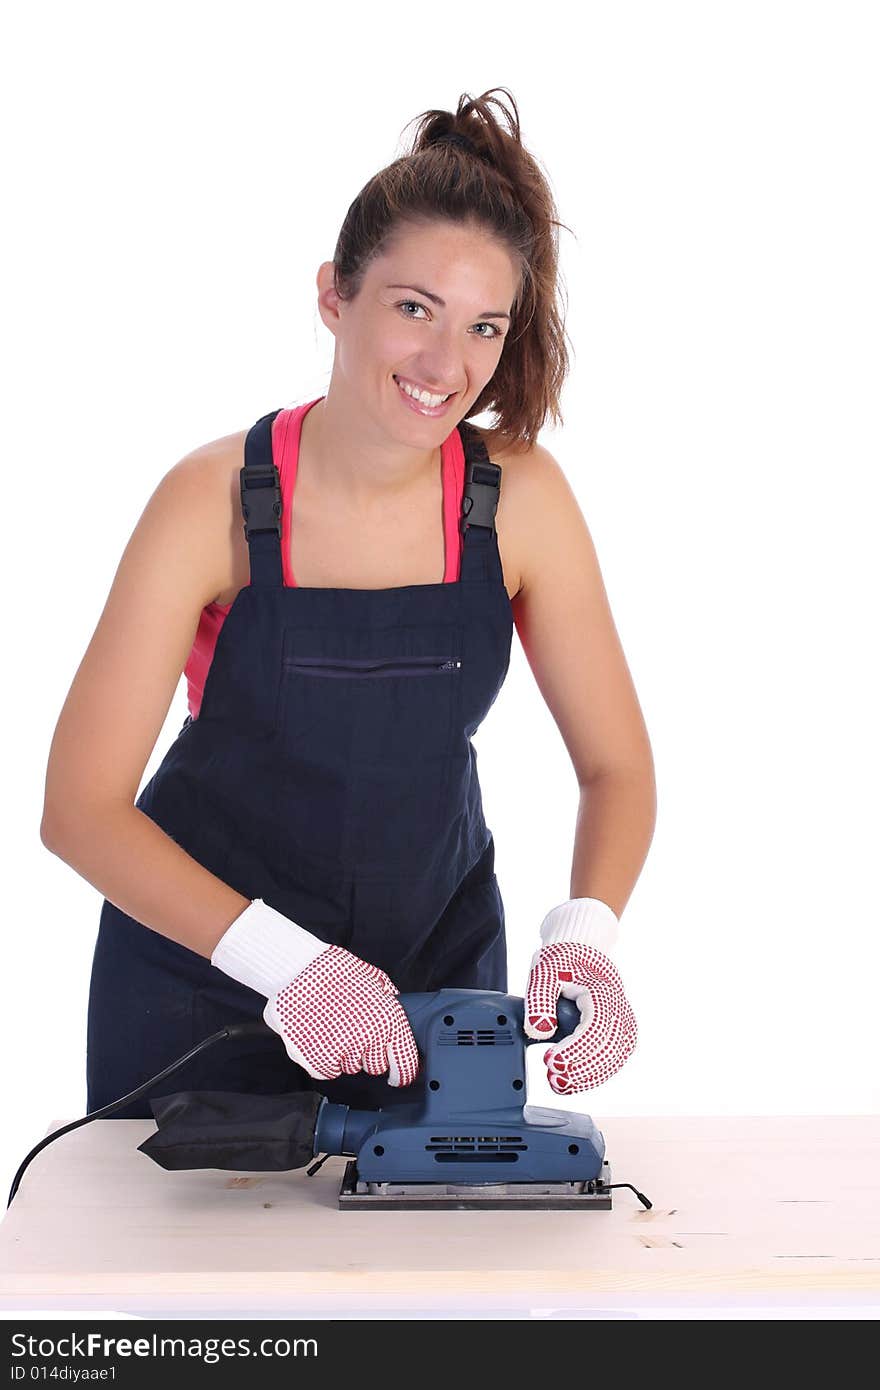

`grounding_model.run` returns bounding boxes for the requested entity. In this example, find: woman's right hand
[263,944,419,1084]
[210,899,420,1086]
